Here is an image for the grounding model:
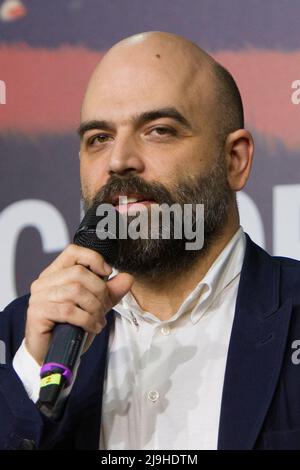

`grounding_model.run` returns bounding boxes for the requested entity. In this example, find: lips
[107,193,155,214]
[110,193,153,206]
